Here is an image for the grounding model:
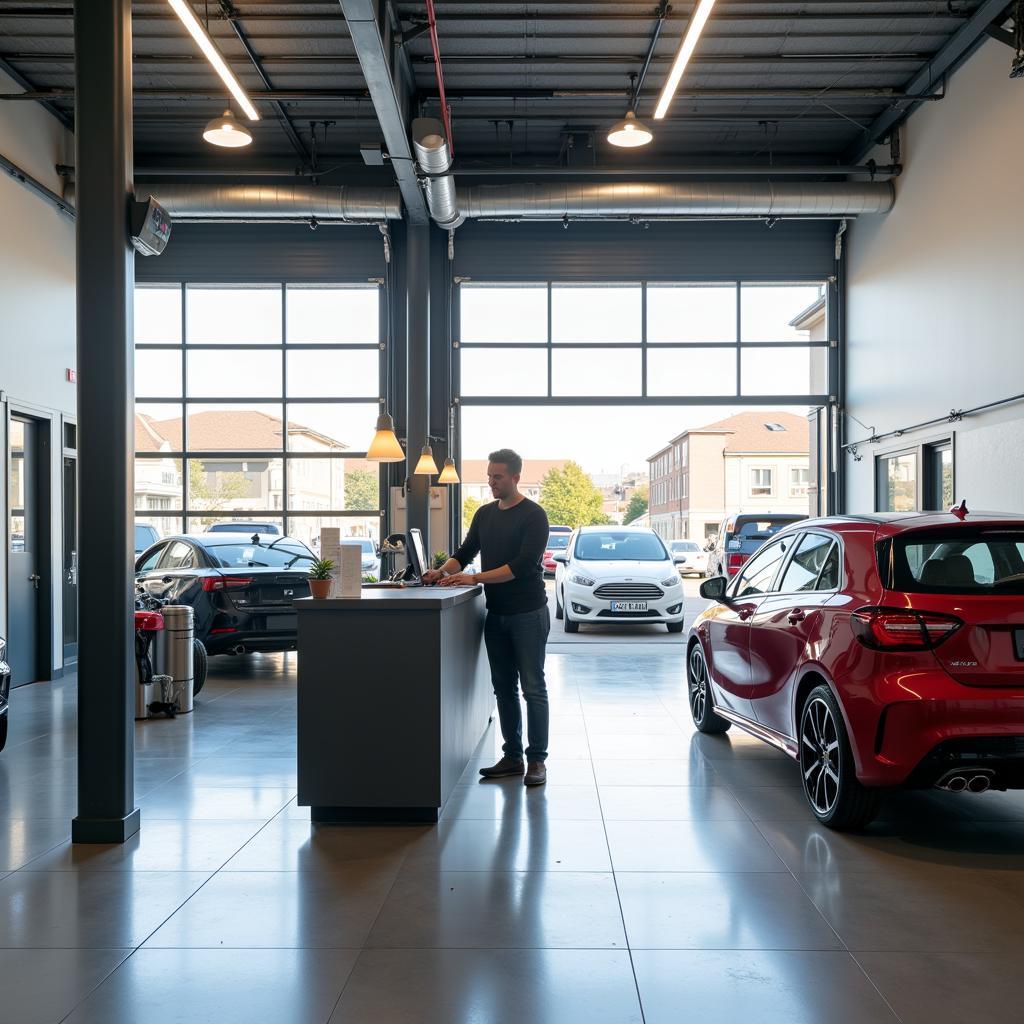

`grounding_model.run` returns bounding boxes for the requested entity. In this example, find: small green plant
[432,551,449,570]
[362,573,379,584]
[308,558,334,581]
